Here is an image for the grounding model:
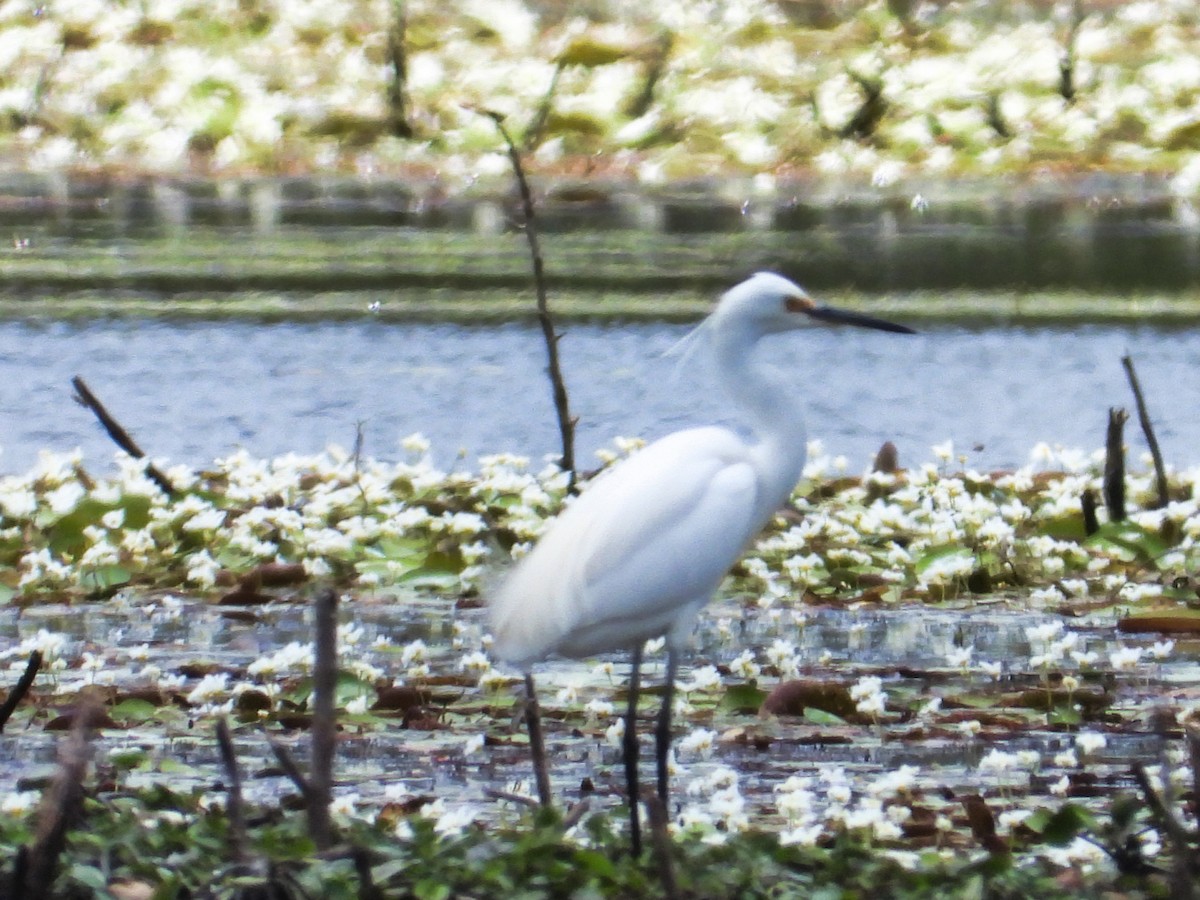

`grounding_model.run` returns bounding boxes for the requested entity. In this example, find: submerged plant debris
[1,437,1199,896]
